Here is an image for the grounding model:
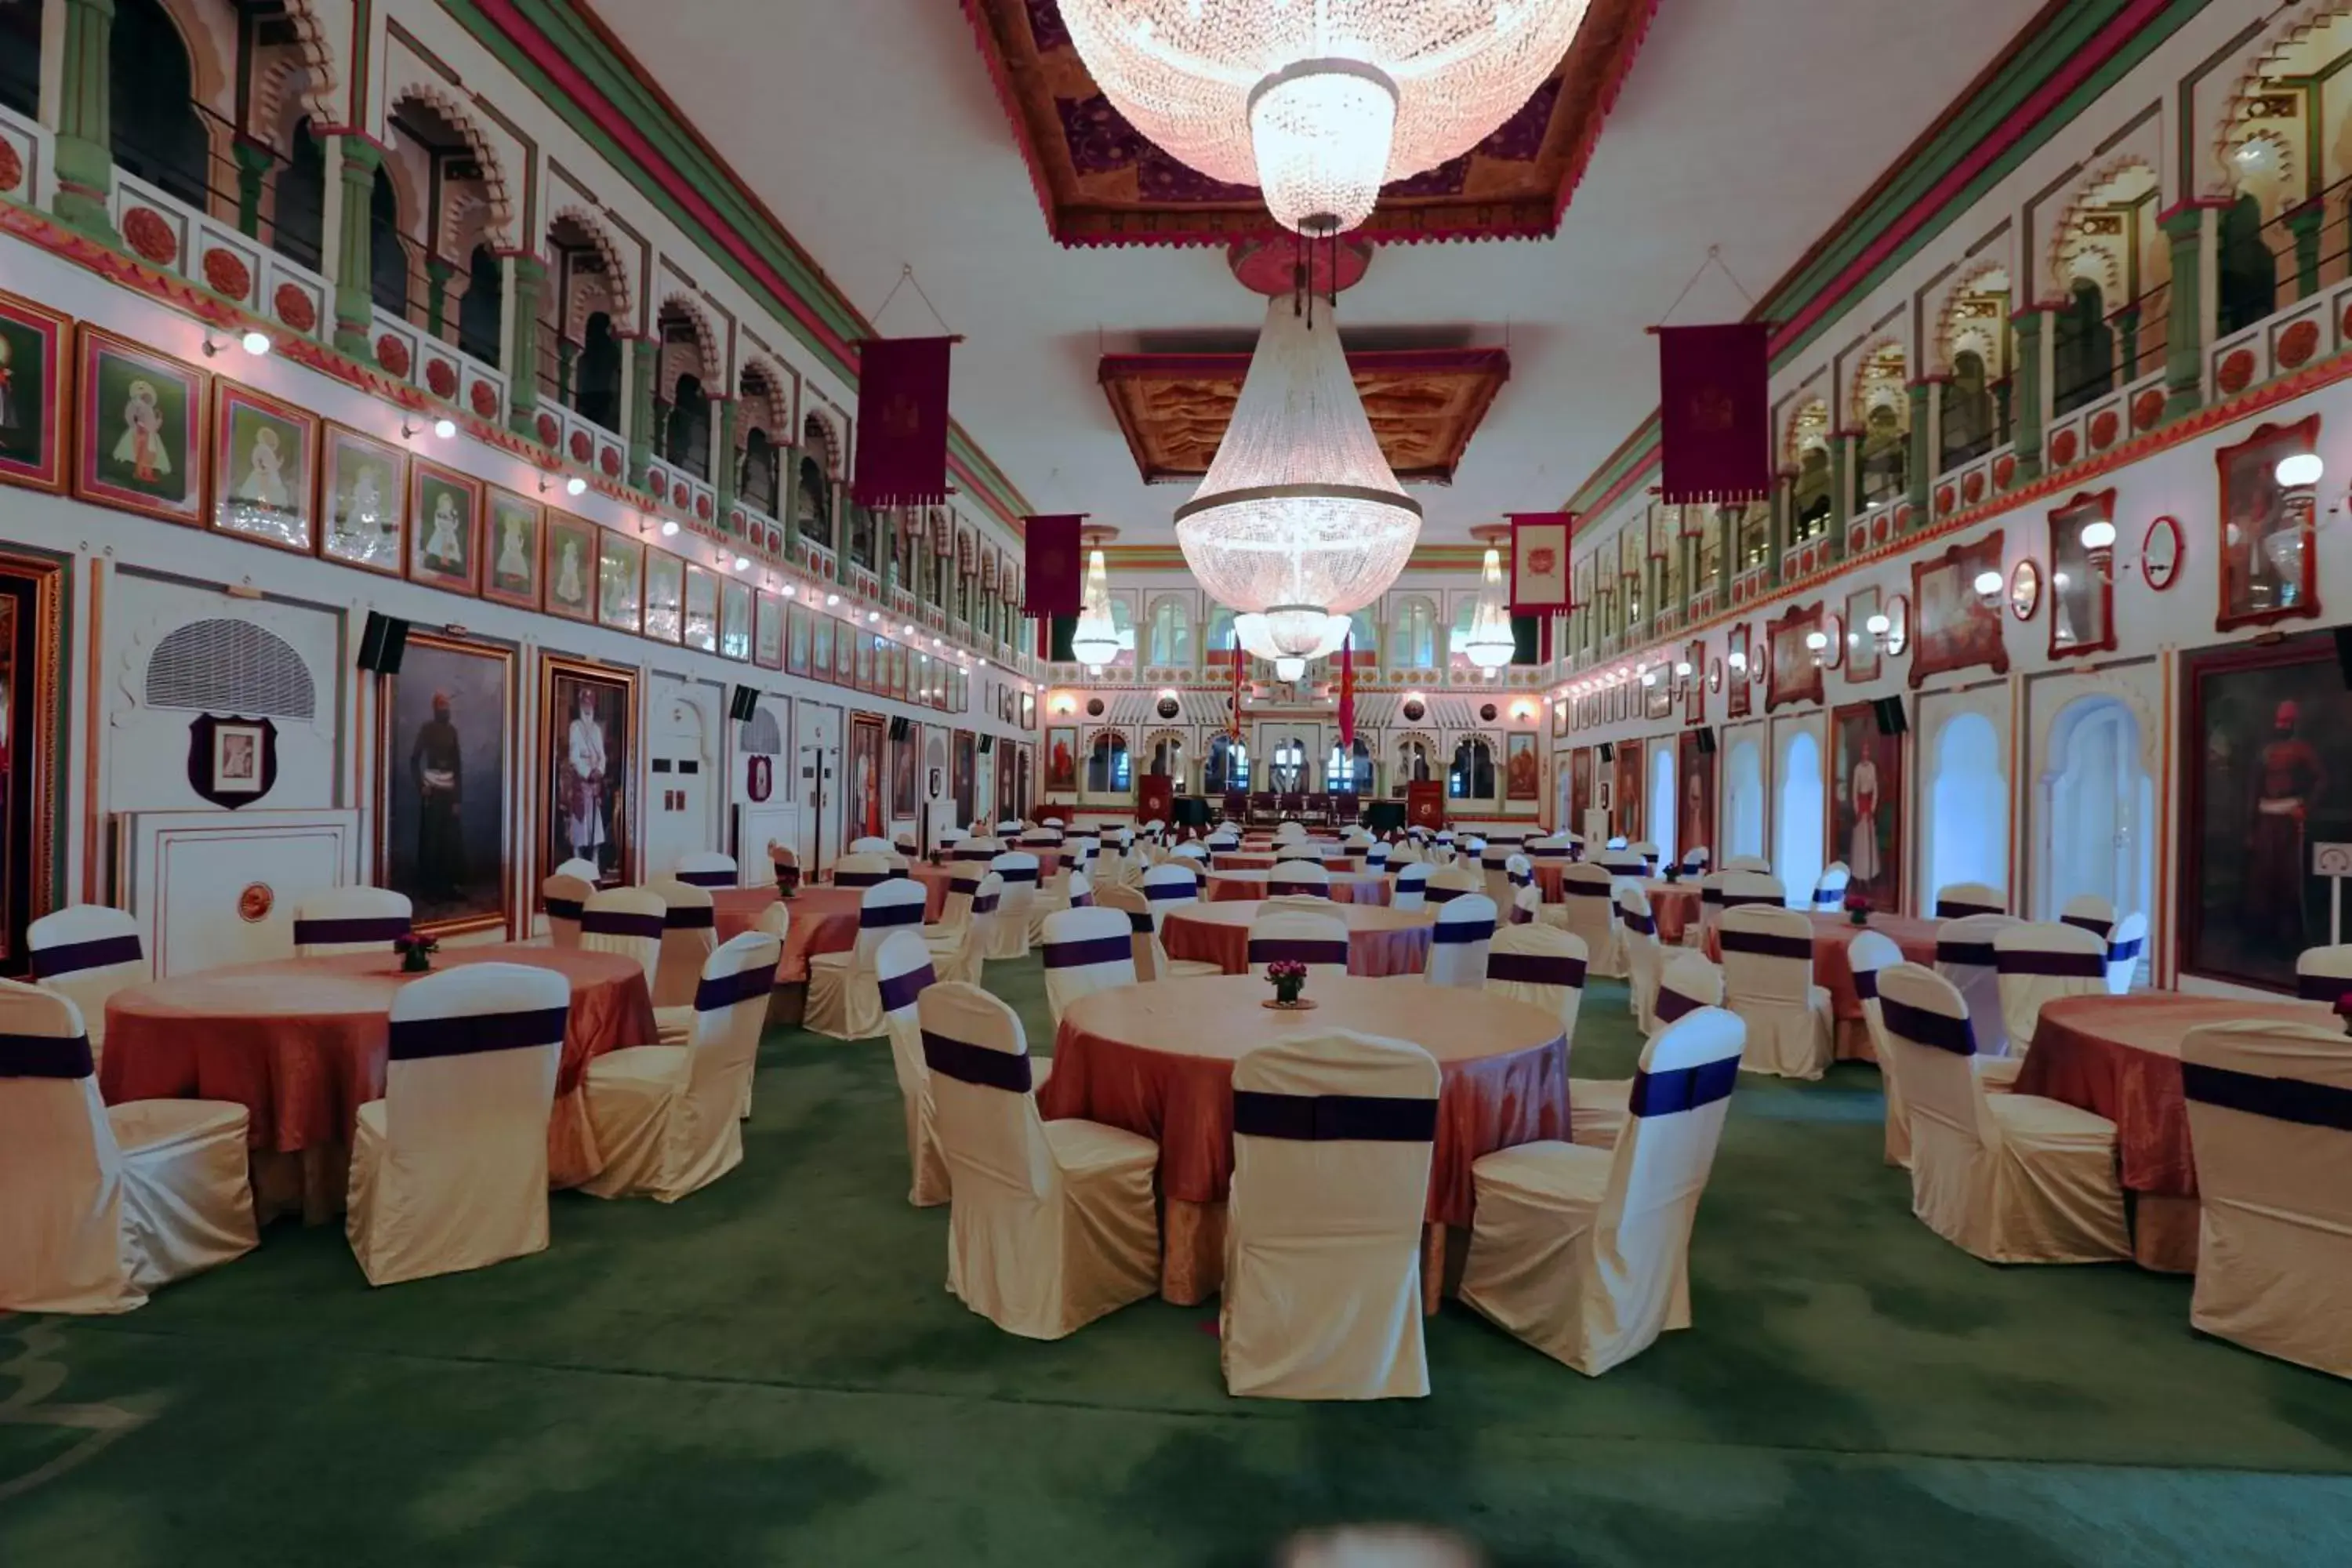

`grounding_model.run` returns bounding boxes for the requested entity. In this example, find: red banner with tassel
[1337,632,1356,749]
[1657,322,1770,505]
[853,336,954,507]
[1022,514,1083,618]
